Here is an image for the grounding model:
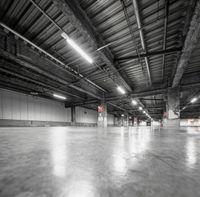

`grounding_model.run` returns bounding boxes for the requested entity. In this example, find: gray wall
[0,89,71,122]
[76,106,97,124]
[0,89,115,126]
